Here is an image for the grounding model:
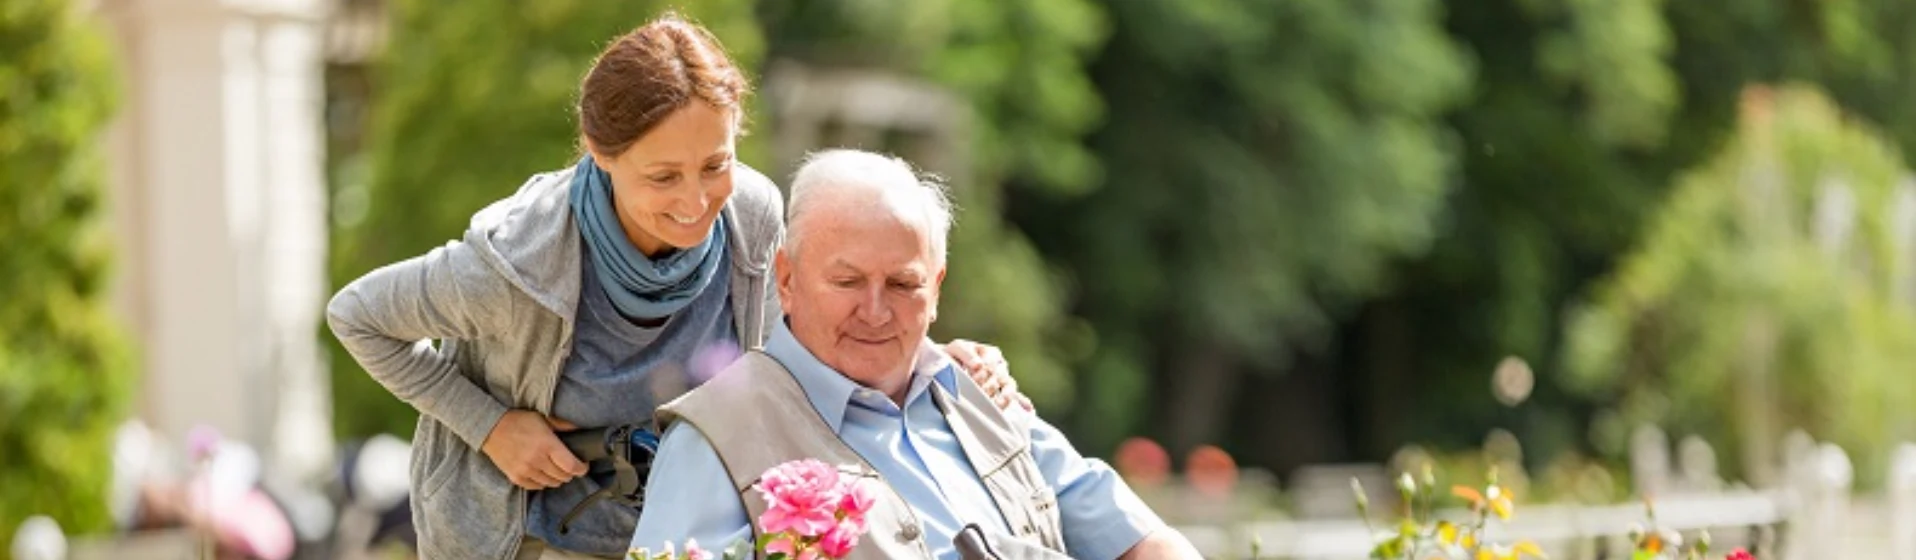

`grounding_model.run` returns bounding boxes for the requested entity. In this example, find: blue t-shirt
[524,246,739,555]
